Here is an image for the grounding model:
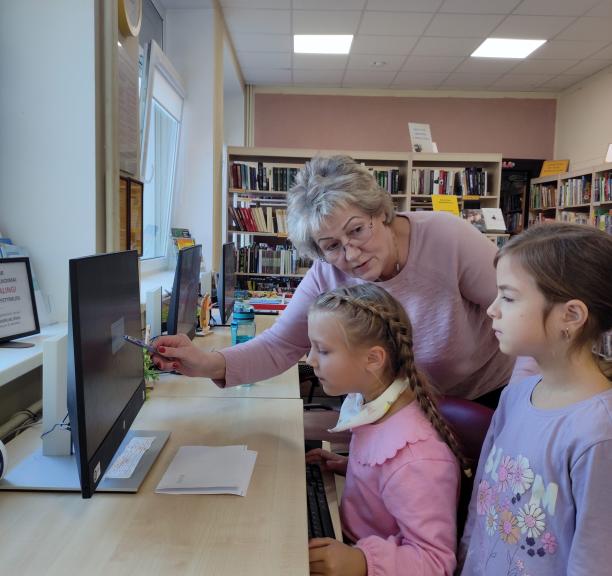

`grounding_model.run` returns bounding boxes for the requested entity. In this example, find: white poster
[0,260,37,339]
[408,122,436,153]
